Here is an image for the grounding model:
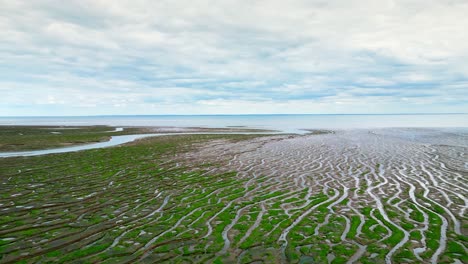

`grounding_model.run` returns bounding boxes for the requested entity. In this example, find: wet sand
[0,127,466,263]
[179,128,467,263]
